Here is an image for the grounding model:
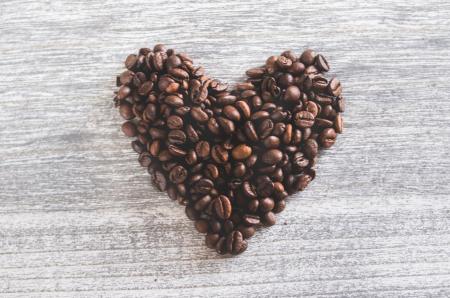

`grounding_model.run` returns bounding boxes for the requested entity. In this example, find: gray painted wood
[1,0,450,297]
